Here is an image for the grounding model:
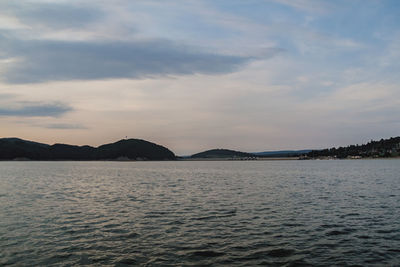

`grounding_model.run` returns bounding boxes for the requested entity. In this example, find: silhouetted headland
[189,149,311,160]
[253,150,312,157]
[305,136,400,159]
[0,138,176,161]
[190,149,255,159]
